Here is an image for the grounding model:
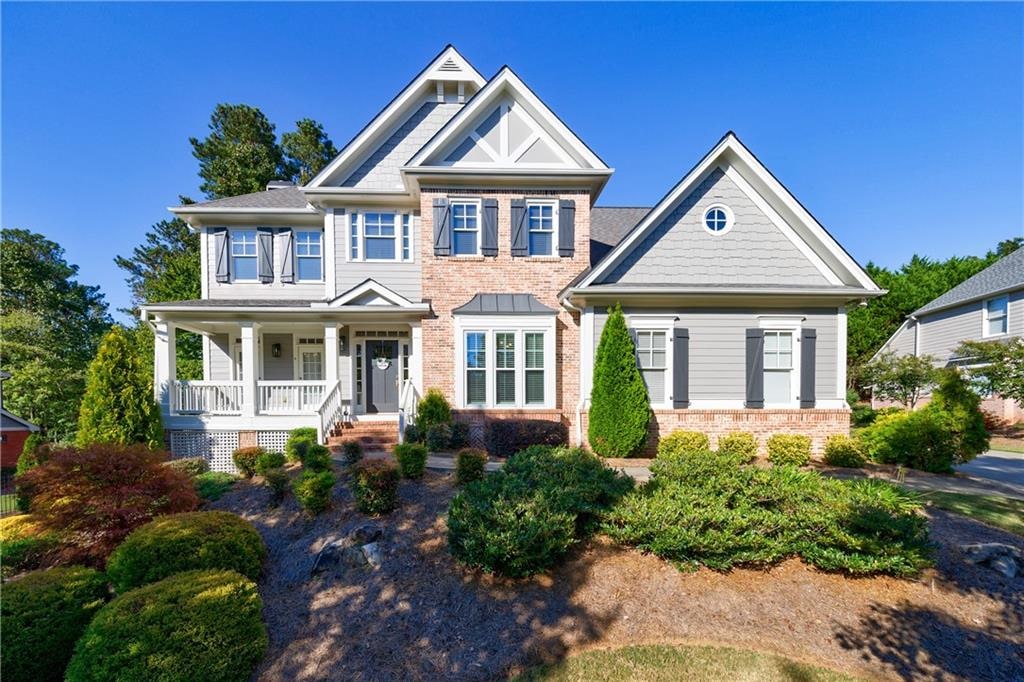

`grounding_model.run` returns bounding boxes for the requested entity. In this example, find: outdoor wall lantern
[339,335,348,354]
[271,343,282,358]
